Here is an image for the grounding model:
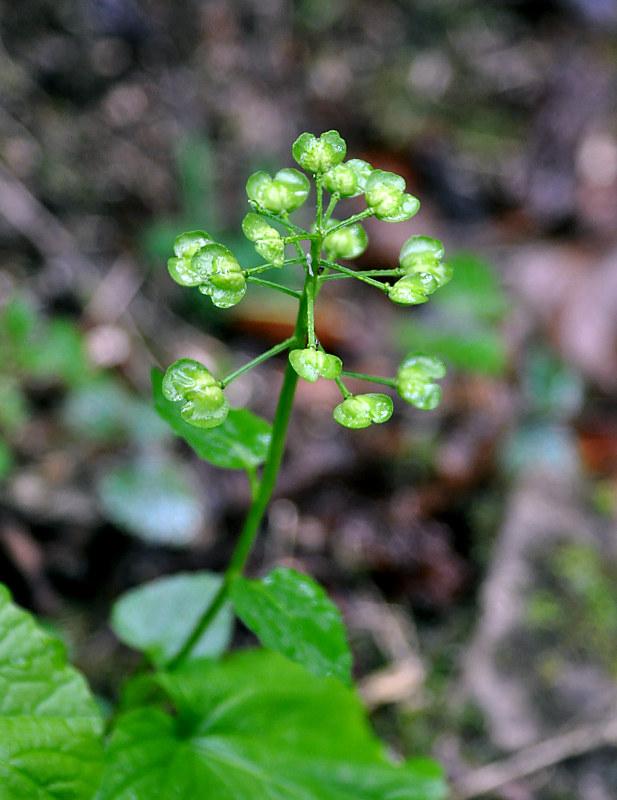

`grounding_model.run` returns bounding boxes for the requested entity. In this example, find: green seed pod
[242,213,285,266]
[388,273,439,305]
[322,219,368,260]
[292,130,347,174]
[399,235,445,267]
[199,270,246,308]
[191,243,240,279]
[162,358,229,428]
[191,244,246,308]
[396,354,446,411]
[333,393,393,429]
[364,170,420,222]
[246,169,310,213]
[399,236,452,288]
[168,230,215,286]
[289,348,343,383]
[322,159,373,197]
